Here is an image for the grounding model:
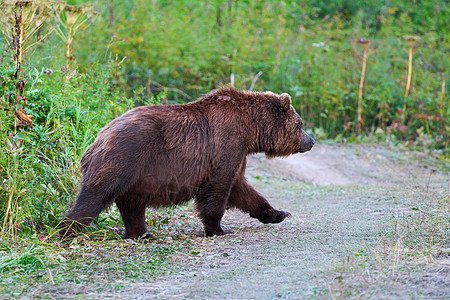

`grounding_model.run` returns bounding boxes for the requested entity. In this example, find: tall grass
[0,1,136,240]
[0,63,133,240]
[61,0,448,149]
[2,1,447,148]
